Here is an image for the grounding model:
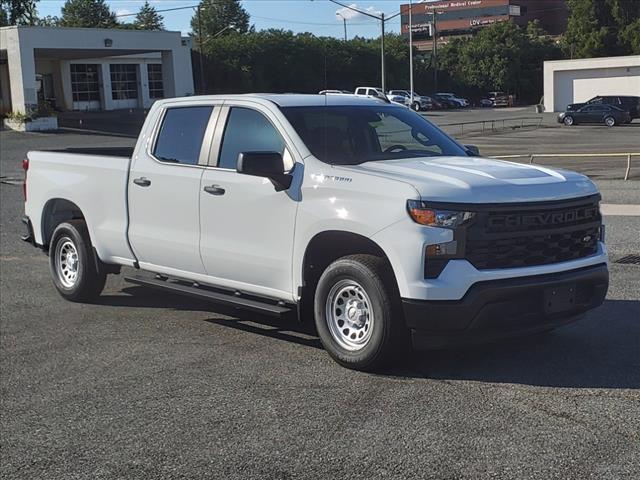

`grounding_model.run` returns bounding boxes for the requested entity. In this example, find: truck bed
[25,149,135,266]
[46,147,135,158]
